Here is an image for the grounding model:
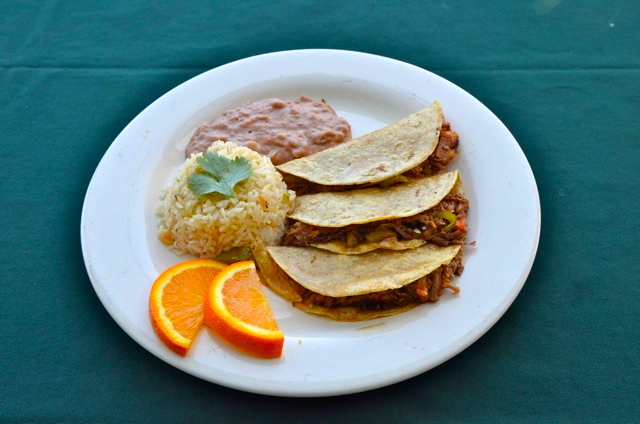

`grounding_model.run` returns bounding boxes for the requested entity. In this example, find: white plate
[81,49,540,397]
